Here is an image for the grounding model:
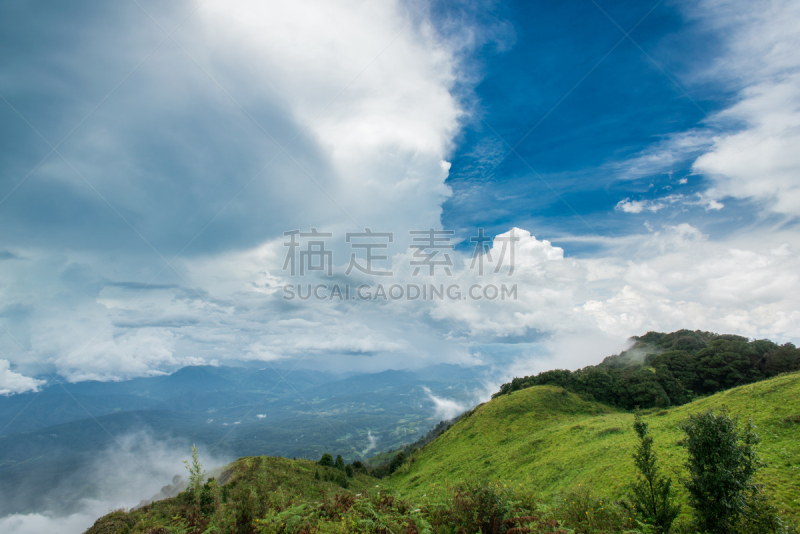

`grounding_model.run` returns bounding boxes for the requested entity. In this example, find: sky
[1,0,799,393]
